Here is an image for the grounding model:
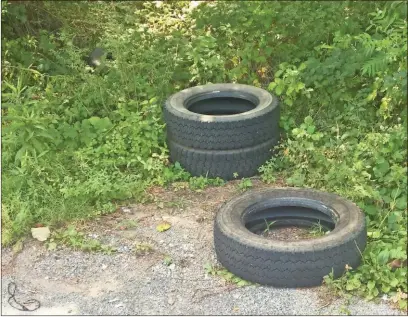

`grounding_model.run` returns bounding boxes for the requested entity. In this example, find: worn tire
[214,188,367,287]
[167,137,278,180]
[164,83,280,150]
